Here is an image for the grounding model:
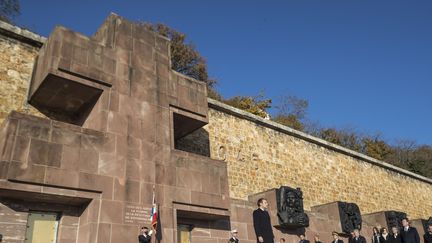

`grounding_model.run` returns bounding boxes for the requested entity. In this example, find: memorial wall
[0,15,431,243]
